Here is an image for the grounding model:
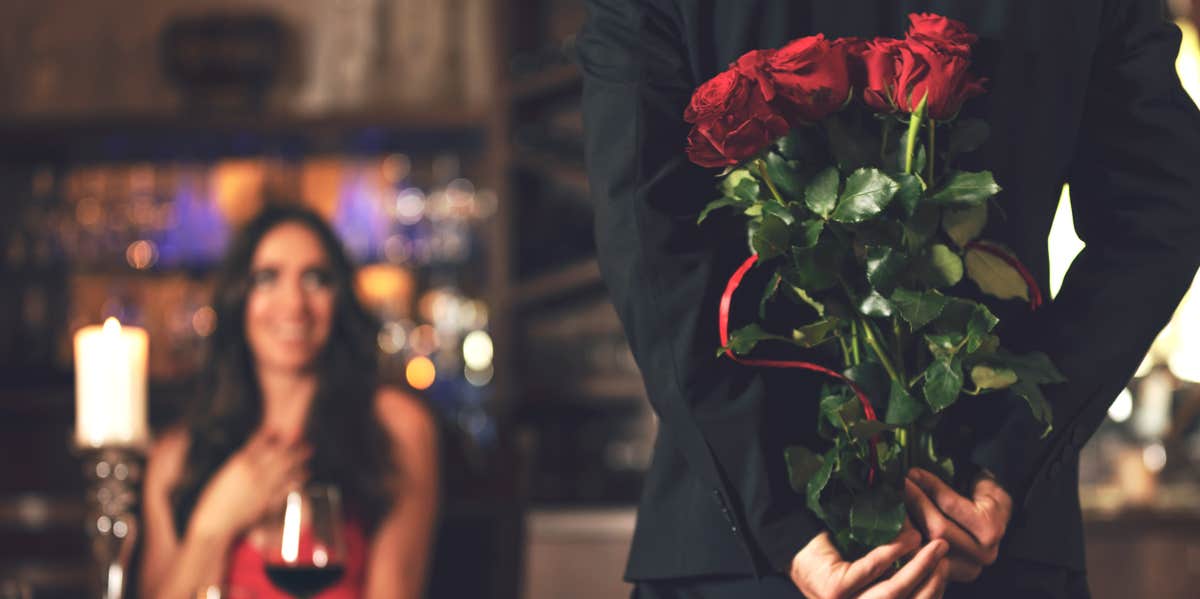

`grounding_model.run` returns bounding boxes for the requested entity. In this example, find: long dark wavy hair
[171,203,396,536]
